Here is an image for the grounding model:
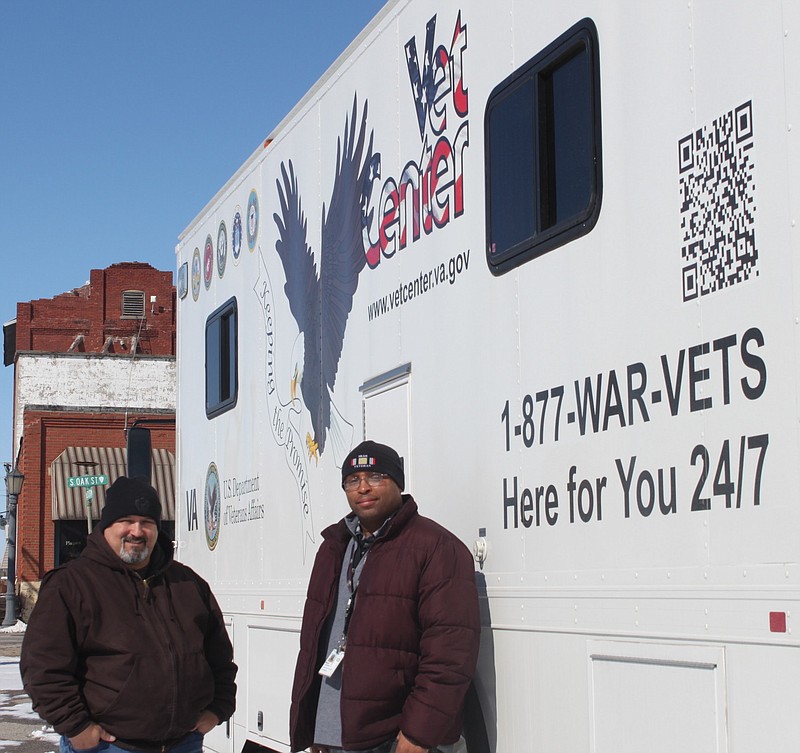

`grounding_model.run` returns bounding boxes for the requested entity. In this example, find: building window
[121,290,146,319]
[485,18,602,275]
[206,297,238,418]
[55,520,88,565]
